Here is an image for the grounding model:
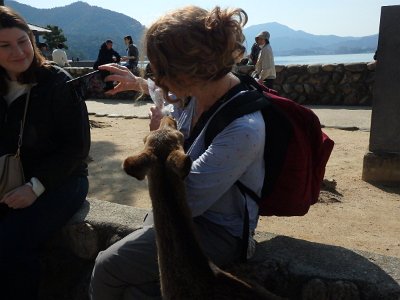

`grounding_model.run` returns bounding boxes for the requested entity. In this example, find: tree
[43,25,68,50]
